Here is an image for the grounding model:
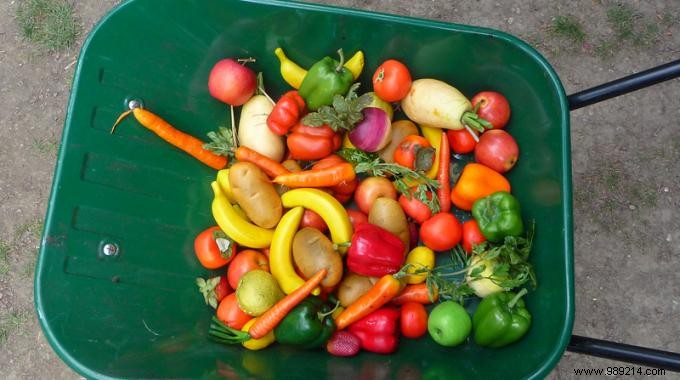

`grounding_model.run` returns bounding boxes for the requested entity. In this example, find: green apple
[427,301,471,347]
